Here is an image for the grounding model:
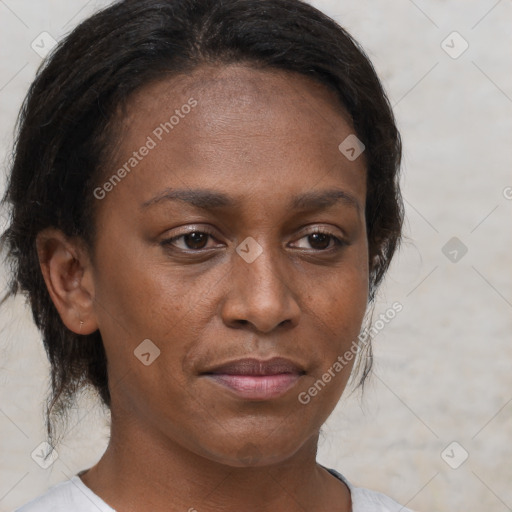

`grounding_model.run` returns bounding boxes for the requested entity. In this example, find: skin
[36,64,369,512]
